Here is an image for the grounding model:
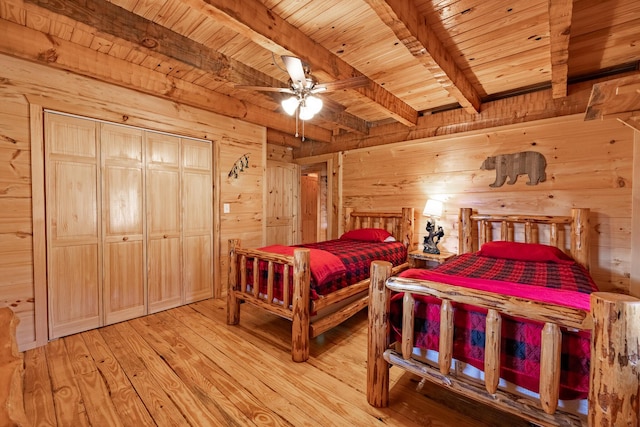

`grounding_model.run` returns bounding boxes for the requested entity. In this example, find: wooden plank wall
[338,115,633,293]
[0,54,265,350]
